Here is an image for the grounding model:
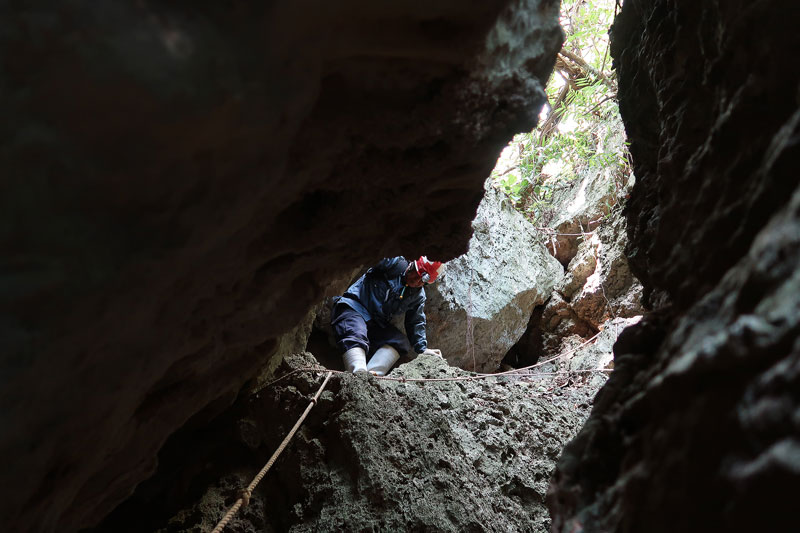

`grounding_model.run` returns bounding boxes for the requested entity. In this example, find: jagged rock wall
[540,207,643,354]
[529,315,642,392]
[504,109,643,369]
[424,182,564,372]
[548,1,800,531]
[611,1,800,311]
[0,3,563,531]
